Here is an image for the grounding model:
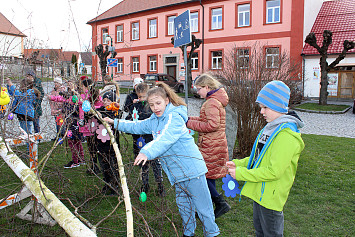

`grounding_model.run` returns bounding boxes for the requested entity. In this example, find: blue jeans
[253,201,284,237]
[206,178,219,197]
[175,174,220,237]
[33,117,40,133]
[19,120,33,135]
